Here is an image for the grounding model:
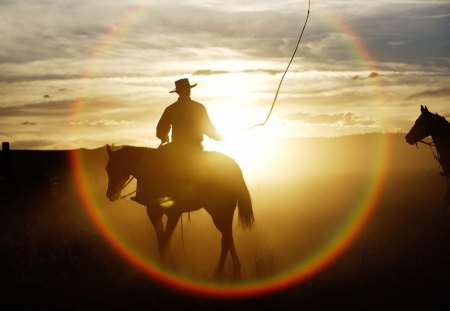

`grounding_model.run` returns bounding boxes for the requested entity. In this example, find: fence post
[1,142,10,203]
[1,142,10,176]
